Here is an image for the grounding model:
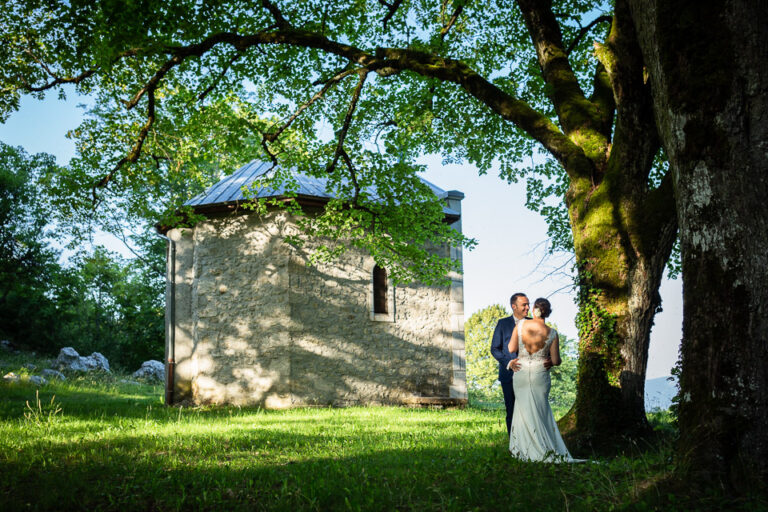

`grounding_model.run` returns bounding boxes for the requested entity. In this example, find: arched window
[373,265,388,314]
